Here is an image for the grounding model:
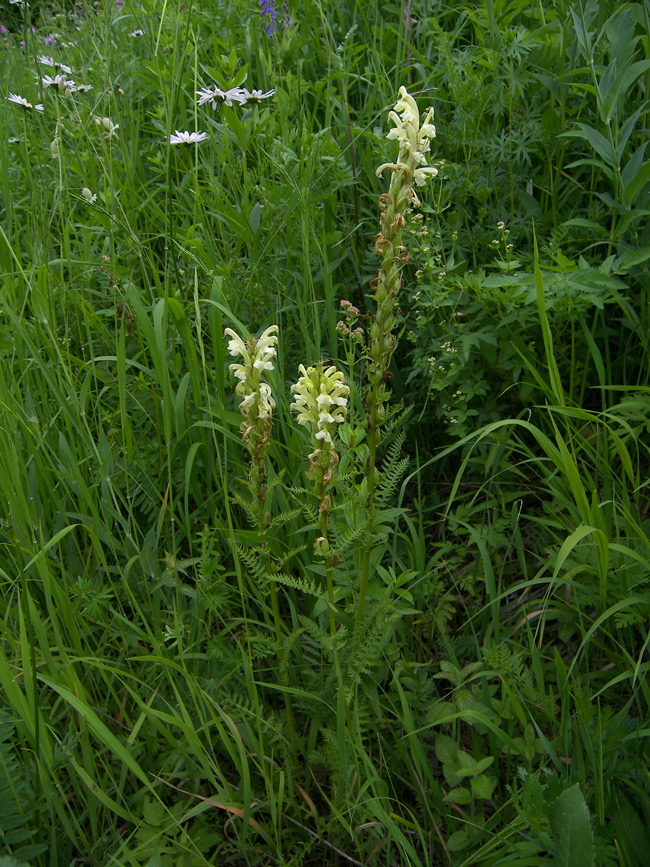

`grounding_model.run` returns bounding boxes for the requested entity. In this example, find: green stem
[252,456,299,766]
[355,407,377,632]
[317,502,337,638]
[316,496,354,737]
[268,577,298,763]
